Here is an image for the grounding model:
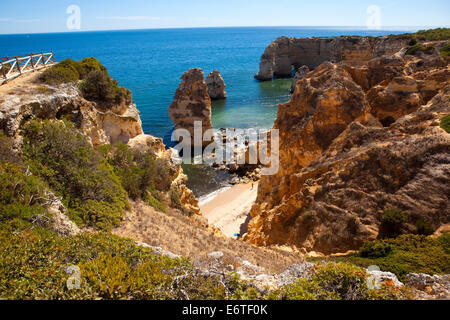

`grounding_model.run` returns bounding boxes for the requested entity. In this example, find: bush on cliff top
[405,44,435,56]
[40,57,131,108]
[390,28,450,41]
[440,43,450,57]
[80,70,132,108]
[21,119,129,230]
